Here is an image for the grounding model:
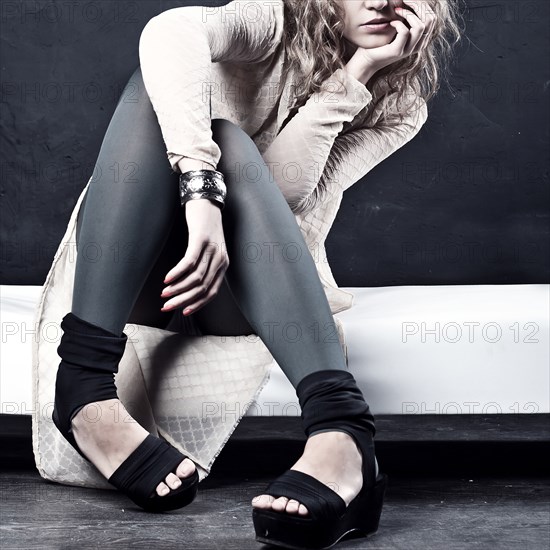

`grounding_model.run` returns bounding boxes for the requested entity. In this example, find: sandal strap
[263,469,346,521]
[108,434,188,500]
